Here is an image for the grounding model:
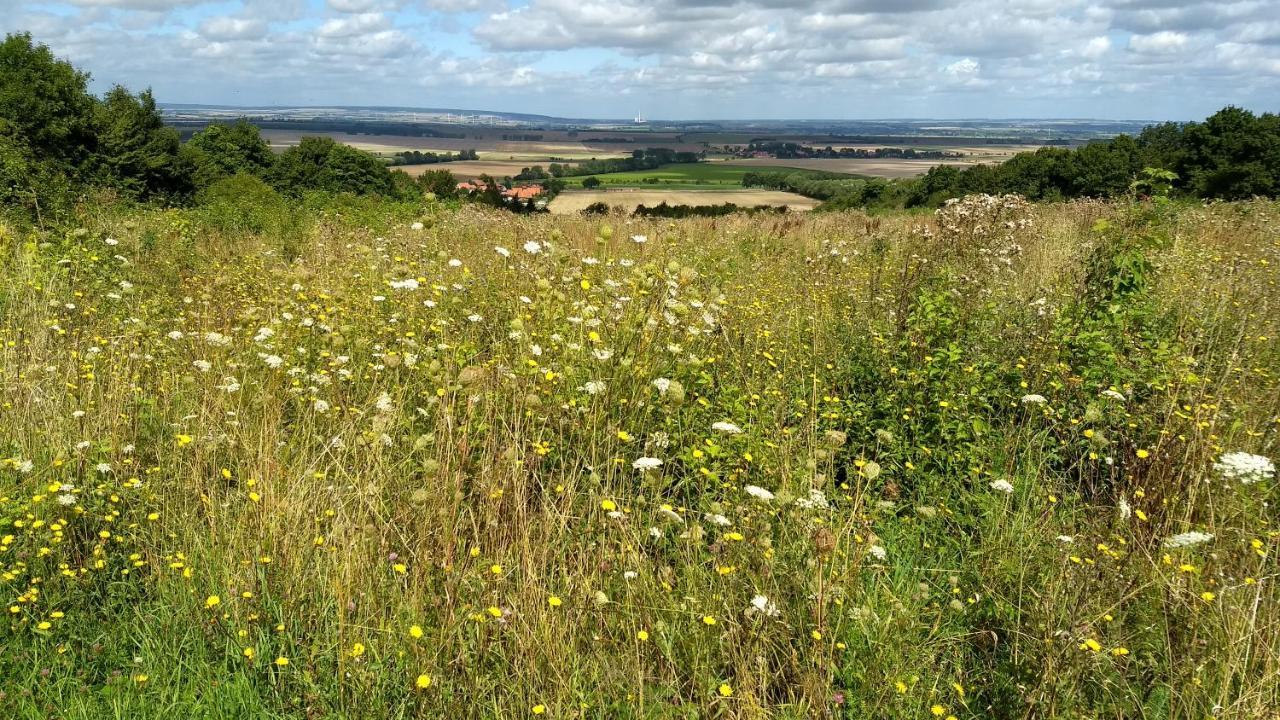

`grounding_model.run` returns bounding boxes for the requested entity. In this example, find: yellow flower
[351,642,365,658]
[532,705,546,715]
[487,606,503,618]
[490,564,503,575]
[242,647,255,660]
[702,615,716,626]
[600,499,617,512]
[205,595,221,609]
[410,625,424,638]
[1111,647,1129,656]
[637,630,649,641]
[1201,591,1215,602]
[718,683,733,697]
[930,705,946,716]
[274,656,289,666]
[1080,638,1102,652]
[175,434,192,447]
[548,596,562,607]
[415,674,432,689]
[1136,449,1150,459]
